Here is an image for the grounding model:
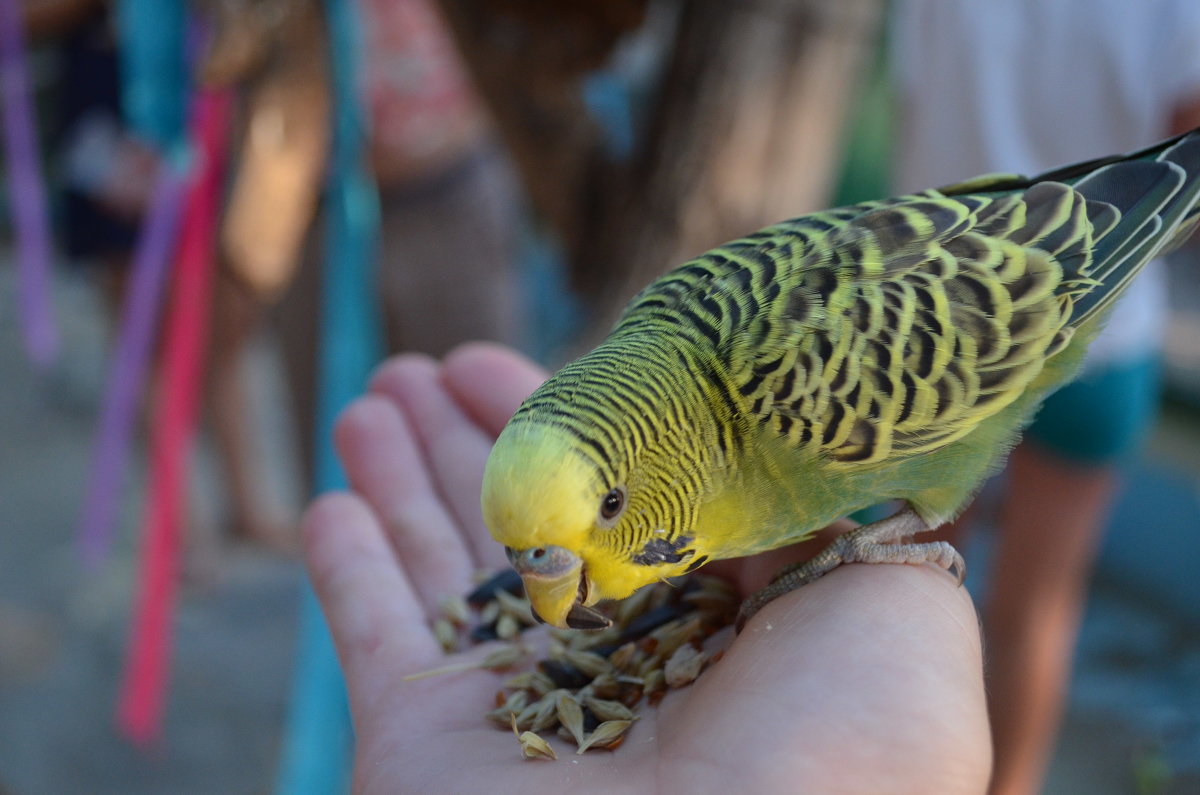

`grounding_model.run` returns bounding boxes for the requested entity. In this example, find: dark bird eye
[599,488,624,520]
